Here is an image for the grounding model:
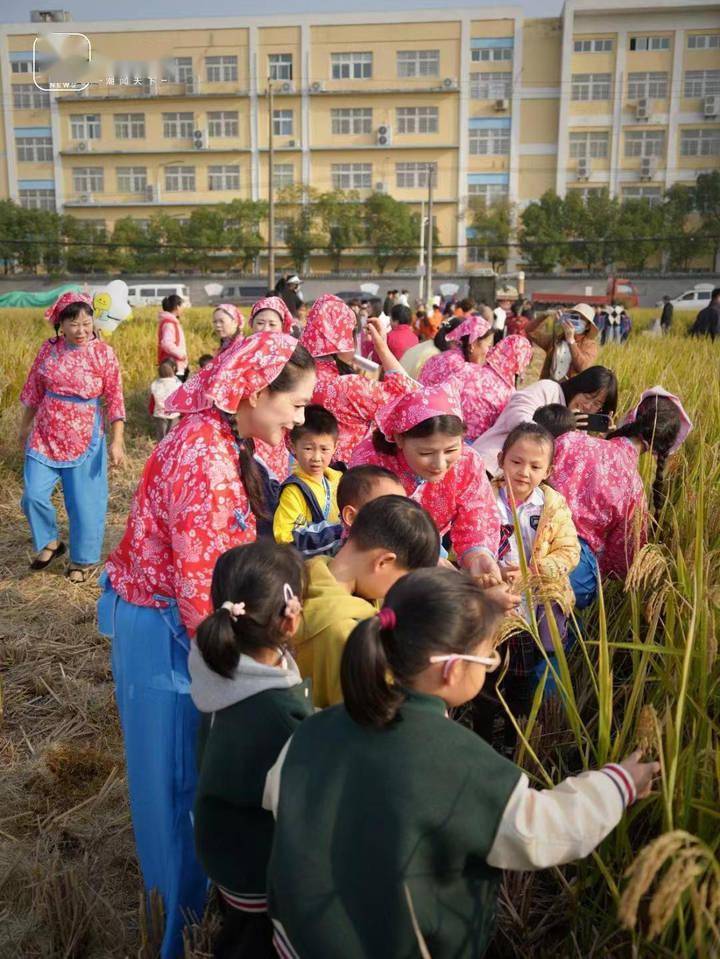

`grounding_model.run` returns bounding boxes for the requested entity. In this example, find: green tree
[519,191,566,272]
[663,183,707,271]
[0,200,22,273]
[186,207,227,272]
[614,199,666,271]
[316,189,363,271]
[110,217,155,273]
[62,215,111,274]
[694,171,720,270]
[362,192,419,273]
[469,198,513,272]
[223,199,267,271]
[560,189,619,271]
[277,186,323,271]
